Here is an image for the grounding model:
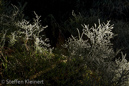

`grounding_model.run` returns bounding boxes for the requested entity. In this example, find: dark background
[7,0,129,21]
